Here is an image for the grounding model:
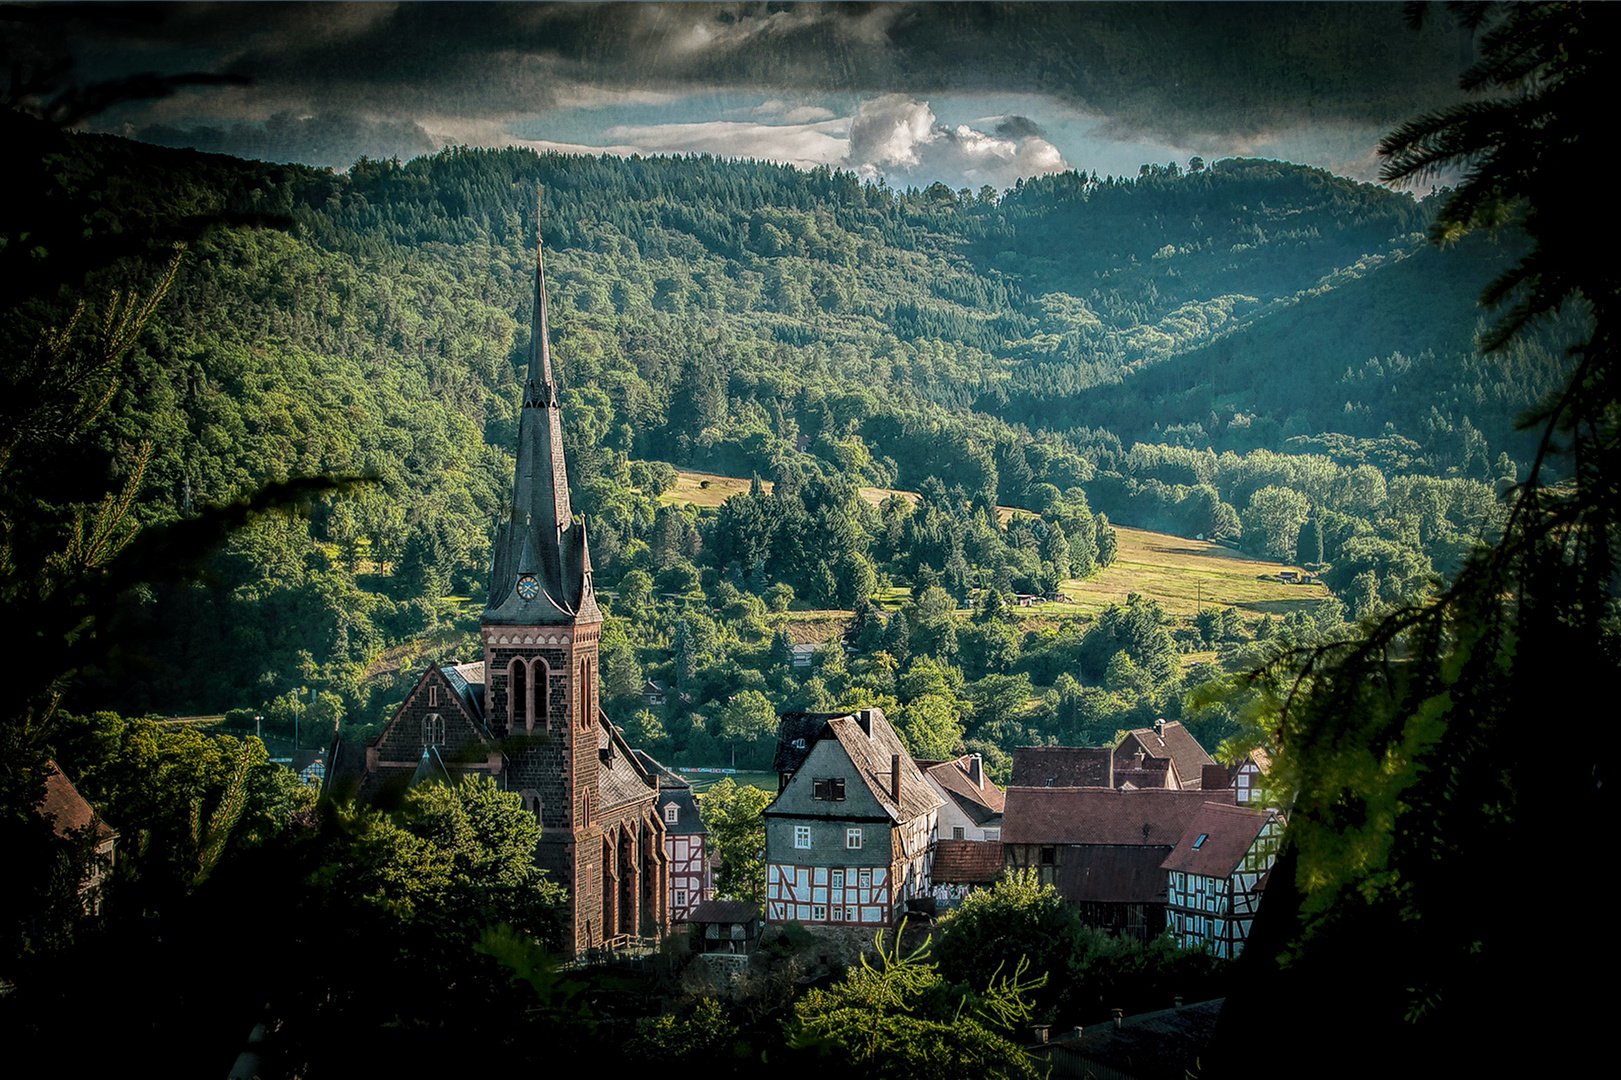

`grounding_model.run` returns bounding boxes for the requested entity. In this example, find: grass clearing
[1056,525,1329,617]
[661,468,915,511]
